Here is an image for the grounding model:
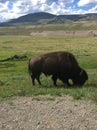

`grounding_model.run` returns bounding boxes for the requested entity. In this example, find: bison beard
[28,51,88,87]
